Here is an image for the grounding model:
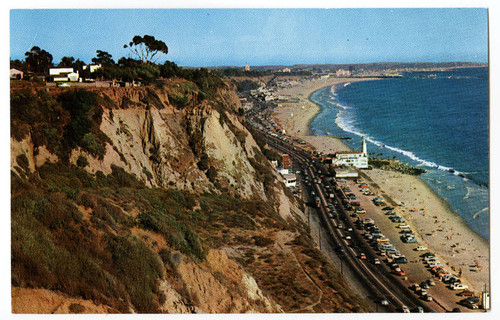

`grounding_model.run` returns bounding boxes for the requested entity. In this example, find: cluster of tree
[11,35,226,95]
